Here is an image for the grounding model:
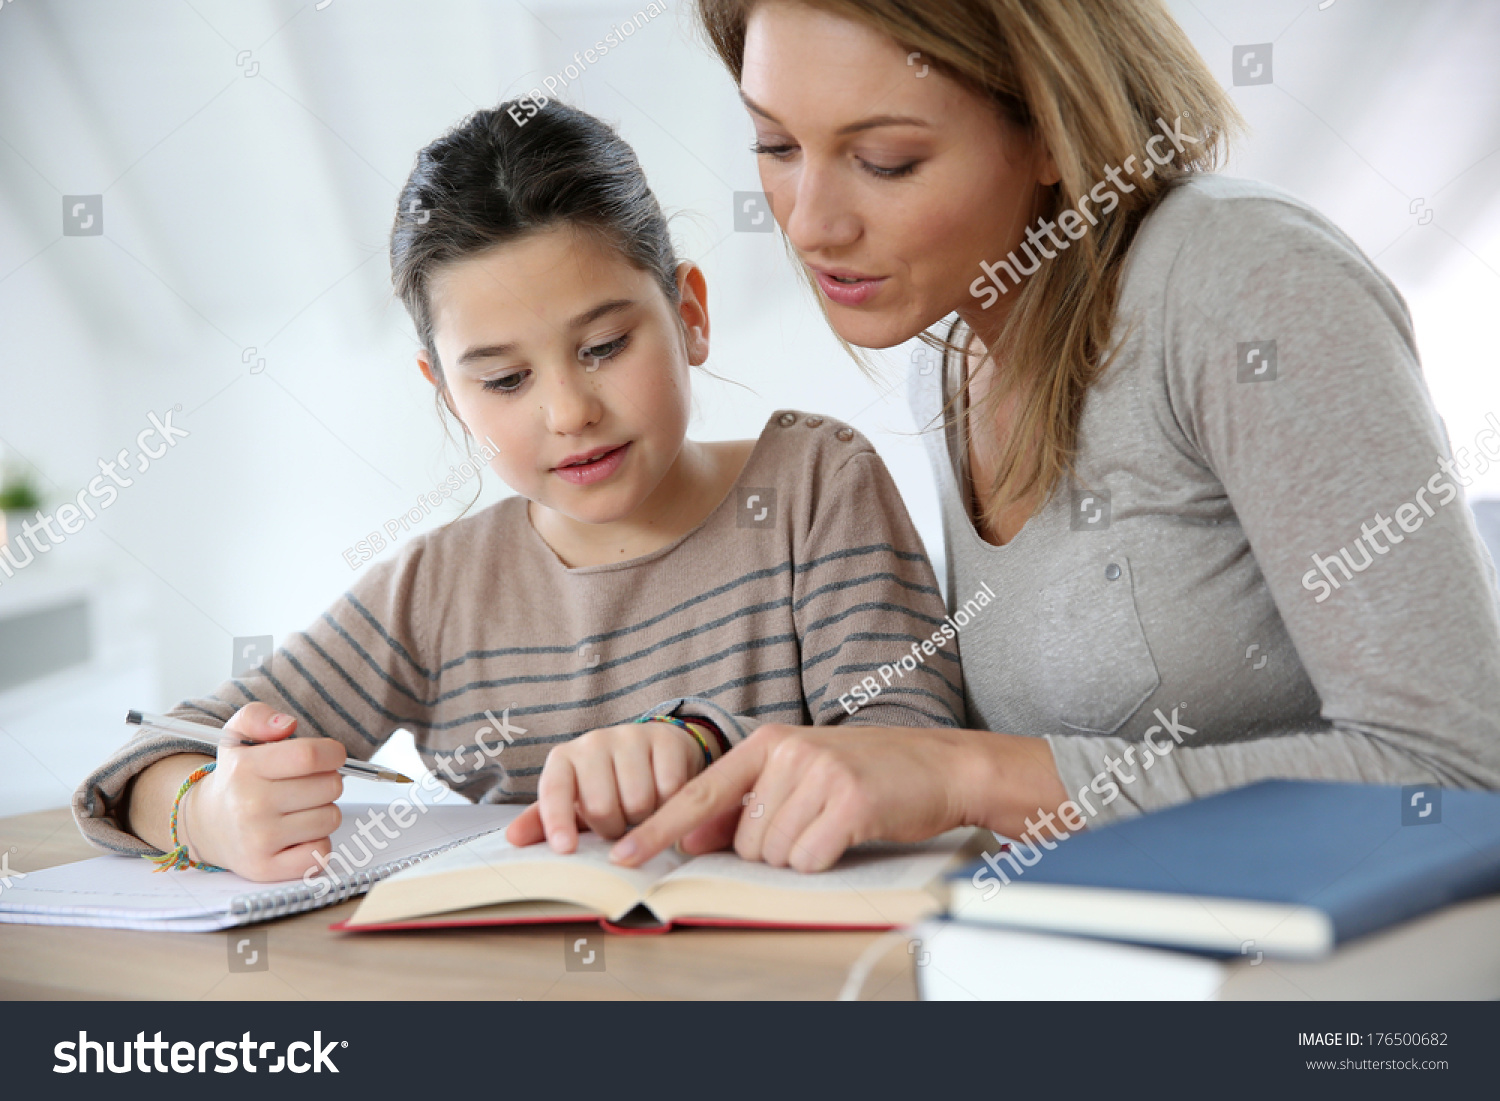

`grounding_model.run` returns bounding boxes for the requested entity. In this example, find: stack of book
[916,780,1500,1000]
